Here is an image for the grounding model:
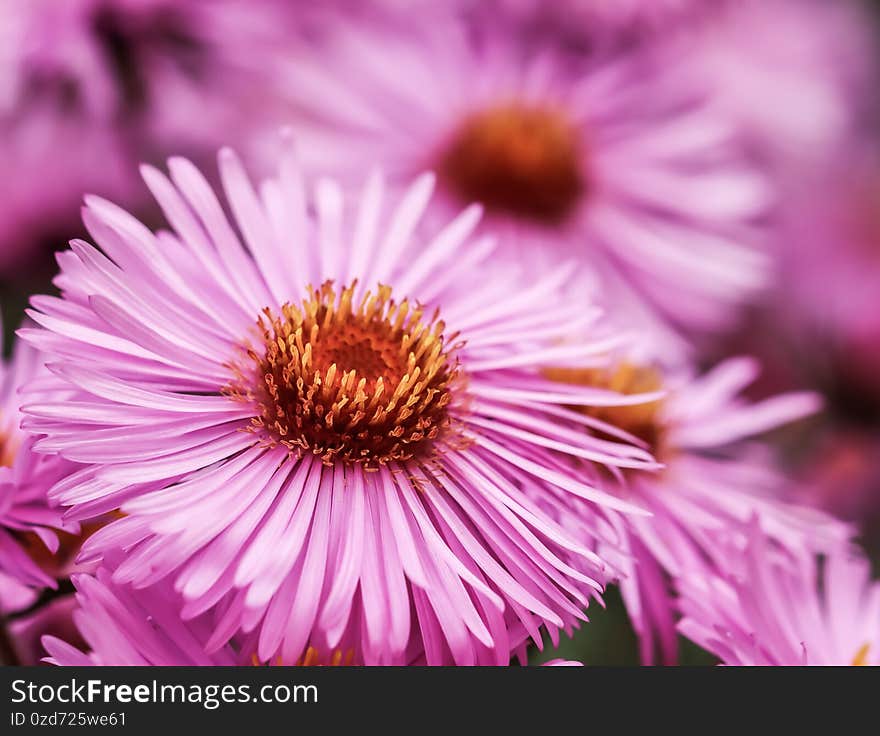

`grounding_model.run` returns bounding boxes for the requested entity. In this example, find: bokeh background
[2,0,879,665]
